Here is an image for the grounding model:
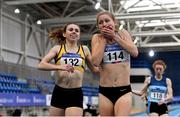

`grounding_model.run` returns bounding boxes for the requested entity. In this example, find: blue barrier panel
[0,93,46,106]
[173,96,180,102]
